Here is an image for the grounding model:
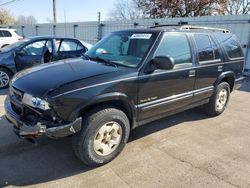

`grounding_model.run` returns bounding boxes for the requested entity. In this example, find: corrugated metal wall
[6,15,250,70]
